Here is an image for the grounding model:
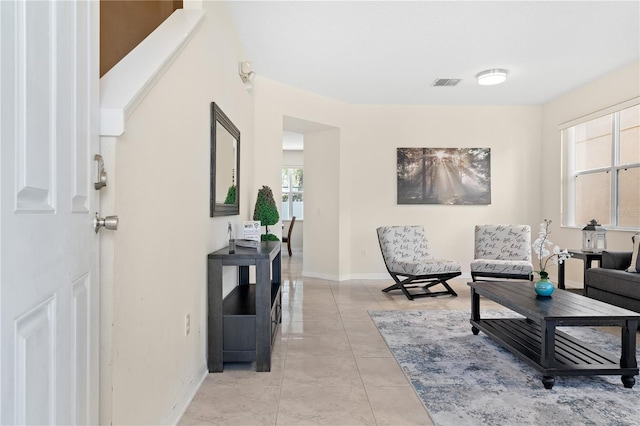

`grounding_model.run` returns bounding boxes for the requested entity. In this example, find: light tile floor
[180,254,574,425]
[179,253,503,425]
